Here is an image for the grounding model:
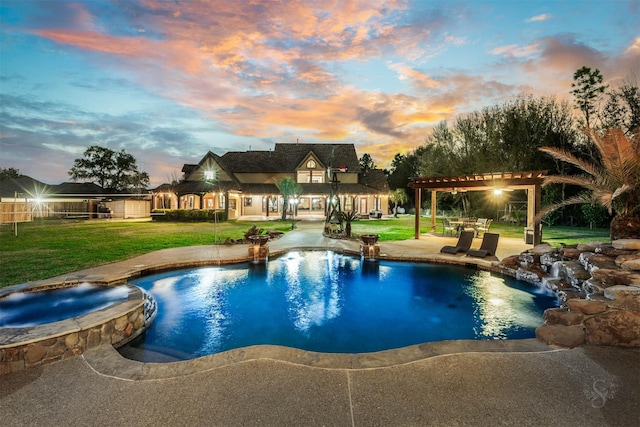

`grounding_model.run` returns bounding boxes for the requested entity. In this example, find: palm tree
[539,127,640,239]
[274,176,302,220]
[337,210,359,237]
[389,188,409,217]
